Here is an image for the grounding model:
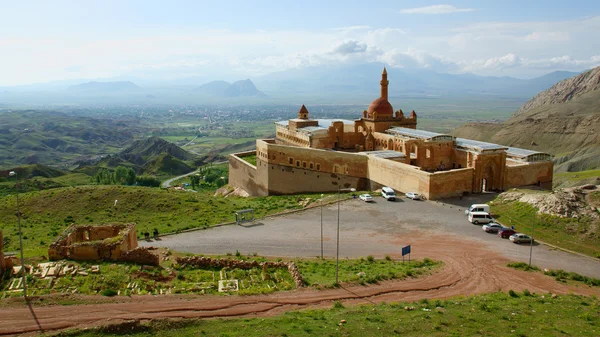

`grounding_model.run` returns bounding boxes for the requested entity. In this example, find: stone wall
[367,156,432,198]
[228,151,268,196]
[504,161,554,189]
[176,256,304,288]
[119,247,160,266]
[49,223,138,262]
[0,231,5,276]
[428,168,474,199]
